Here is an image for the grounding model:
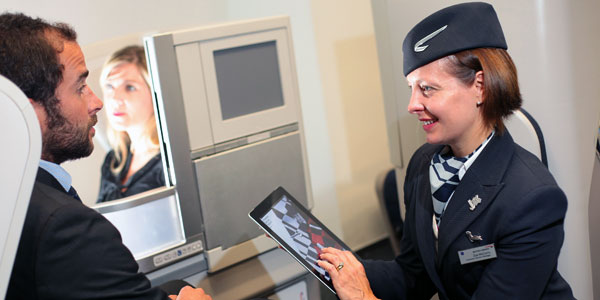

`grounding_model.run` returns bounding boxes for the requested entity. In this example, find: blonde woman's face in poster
[102,62,154,133]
